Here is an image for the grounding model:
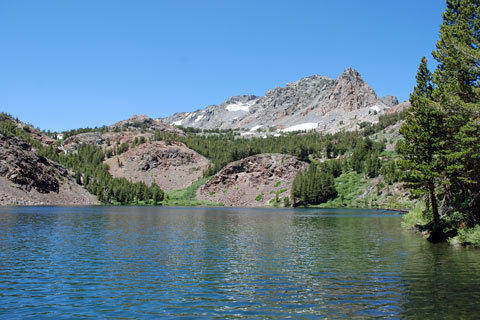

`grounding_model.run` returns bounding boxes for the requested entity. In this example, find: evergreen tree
[290,163,337,207]
[400,57,445,238]
[432,0,480,225]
